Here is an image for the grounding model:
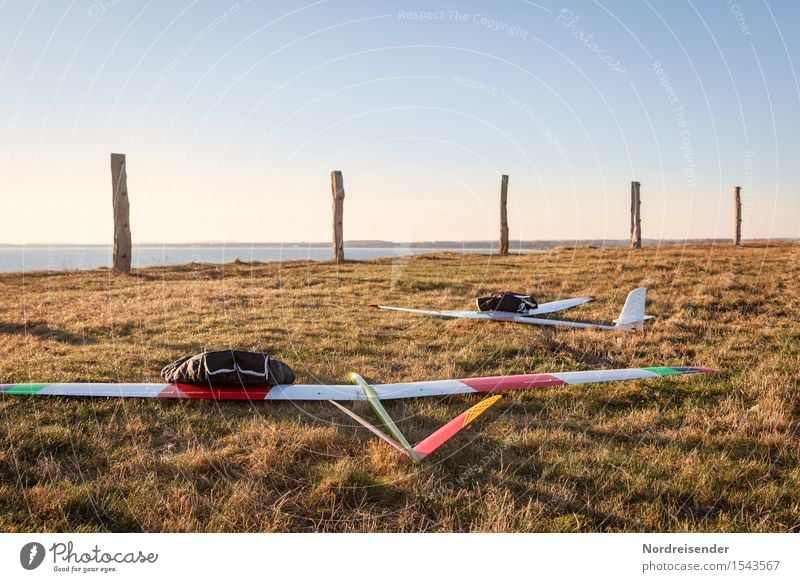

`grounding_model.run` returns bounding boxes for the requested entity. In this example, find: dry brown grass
[0,241,798,532]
